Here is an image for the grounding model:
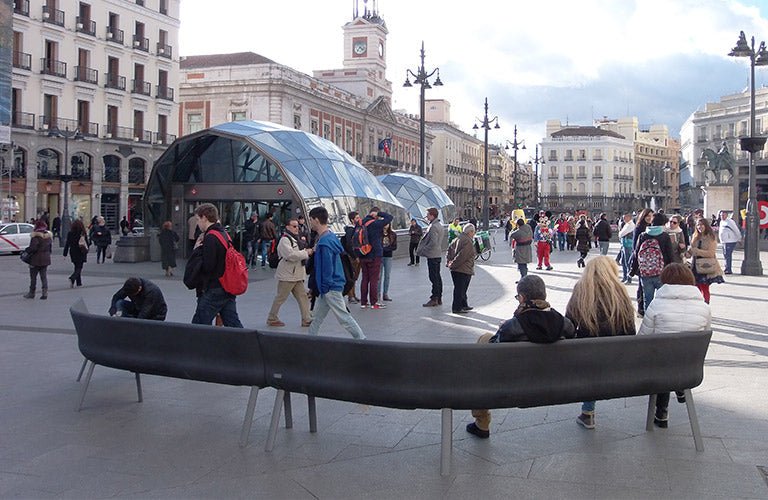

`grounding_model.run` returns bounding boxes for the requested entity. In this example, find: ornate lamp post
[530,144,545,208]
[504,126,526,208]
[729,31,766,276]
[473,98,500,230]
[403,41,443,178]
[49,126,83,246]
